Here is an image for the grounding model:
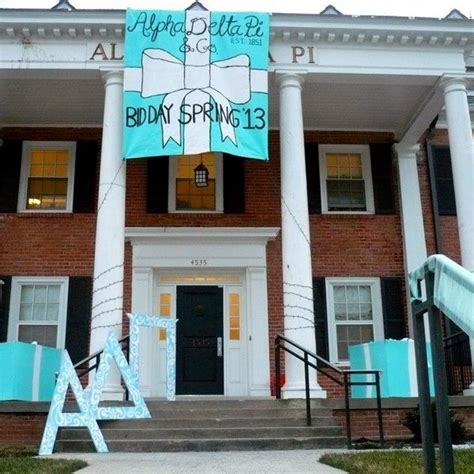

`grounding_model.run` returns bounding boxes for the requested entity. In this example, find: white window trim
[168,153,224,213]
[325,277,384,365]
[318,144,375,214]
[17,141,76,213]
[7,276,69,349]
